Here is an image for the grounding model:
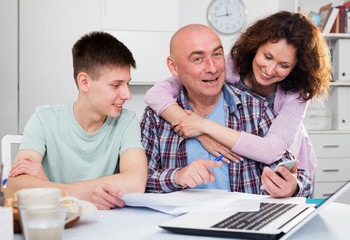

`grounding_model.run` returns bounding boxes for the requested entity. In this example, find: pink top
[144,55,317,180]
